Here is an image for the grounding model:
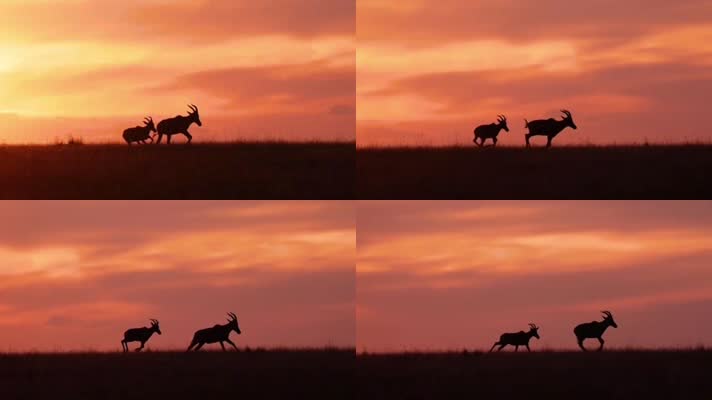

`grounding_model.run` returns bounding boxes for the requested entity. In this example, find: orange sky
[357,201,712,352]
[357,1,712,146]
[0,1,354,143]
[0,201,355,351]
